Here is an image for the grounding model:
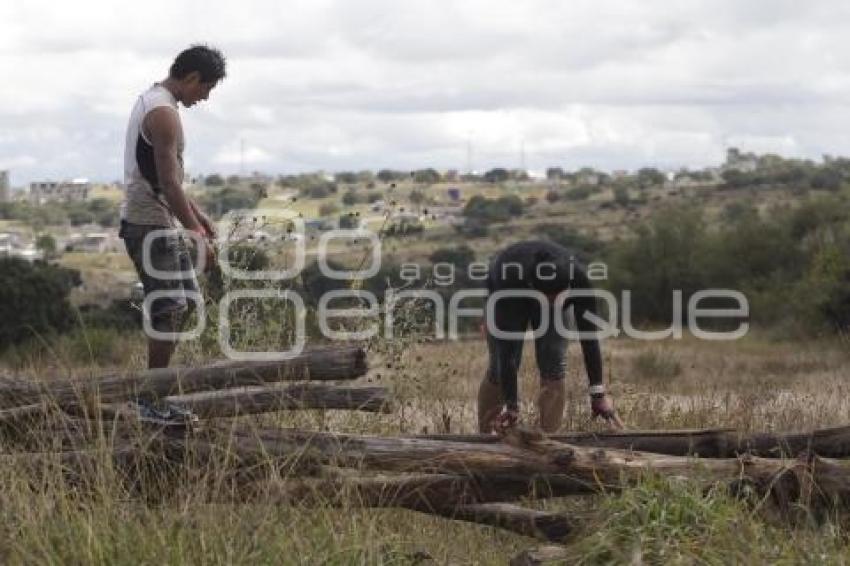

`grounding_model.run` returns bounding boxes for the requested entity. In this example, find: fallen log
[0,403,50,431]
[164,383,390,418]
[257,472,585,509]
[425,503,573,542]
[414,425,850,458]
[510,545,570,566]
[247,474,575,541]
[0,345,367,409]
[214,425,850,510]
